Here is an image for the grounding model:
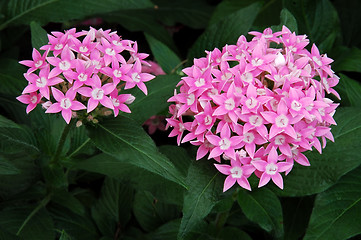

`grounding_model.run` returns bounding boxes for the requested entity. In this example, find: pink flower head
[167,25,339,192]
[18,28,154,124]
